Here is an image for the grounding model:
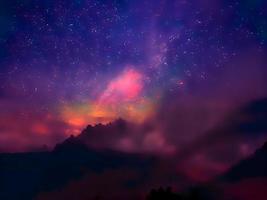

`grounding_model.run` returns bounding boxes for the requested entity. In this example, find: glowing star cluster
[61,68,156,133]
